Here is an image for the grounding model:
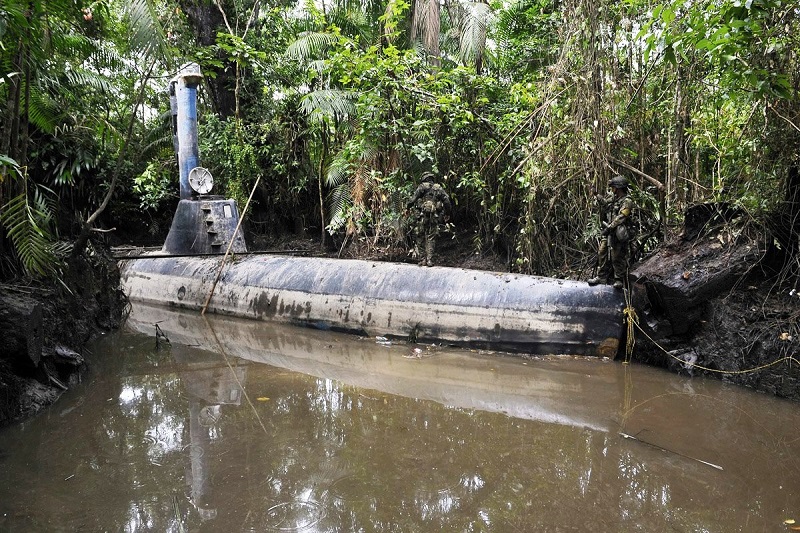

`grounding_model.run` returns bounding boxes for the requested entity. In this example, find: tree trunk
[177,0,237,118]
[0,292,43,370]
